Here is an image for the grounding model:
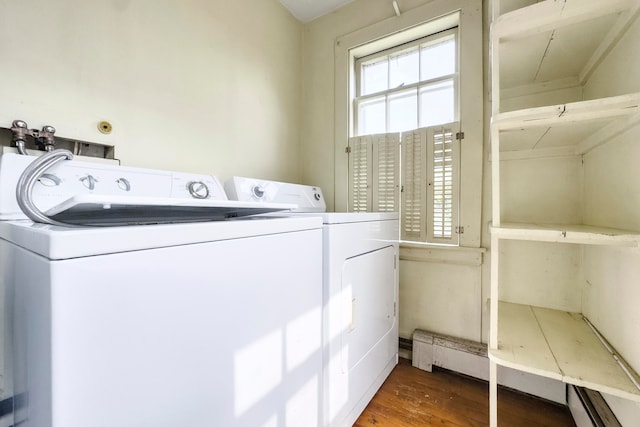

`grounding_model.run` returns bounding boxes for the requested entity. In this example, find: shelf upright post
[489,1,500,425]
[489,236,500,427]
